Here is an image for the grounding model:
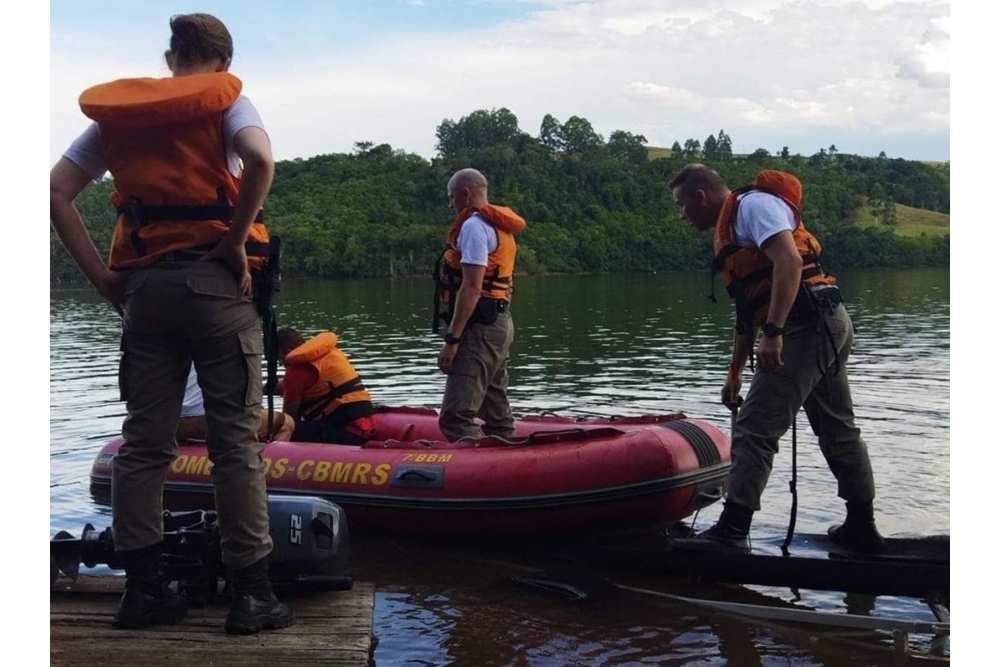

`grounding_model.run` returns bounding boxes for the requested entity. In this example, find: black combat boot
[828,501,886,554]
[112,543,188,629]
[224,556,295,635]
[670,502,753,554]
